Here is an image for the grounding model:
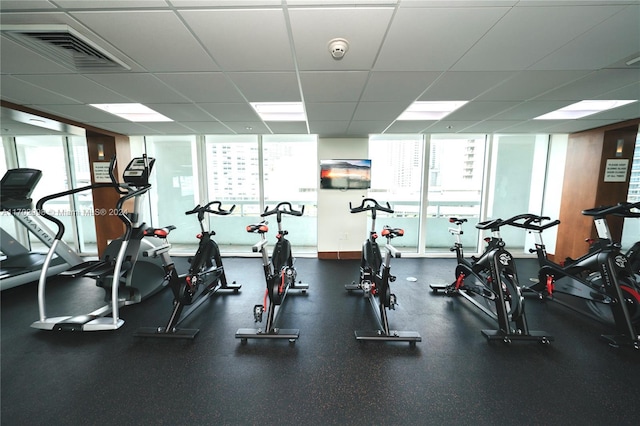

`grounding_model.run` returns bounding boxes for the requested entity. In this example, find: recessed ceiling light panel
[90,103,172,122]
[250,102,306,121]
[396,101,468,121]
[534,100,637,120]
